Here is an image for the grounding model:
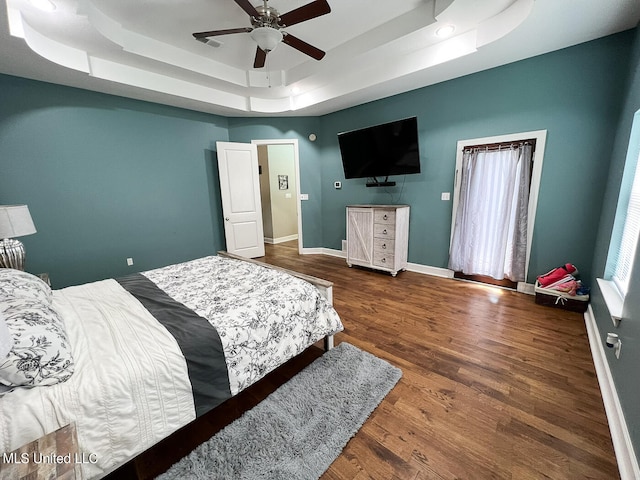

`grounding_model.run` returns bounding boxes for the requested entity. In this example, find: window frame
[600,110,640,325]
